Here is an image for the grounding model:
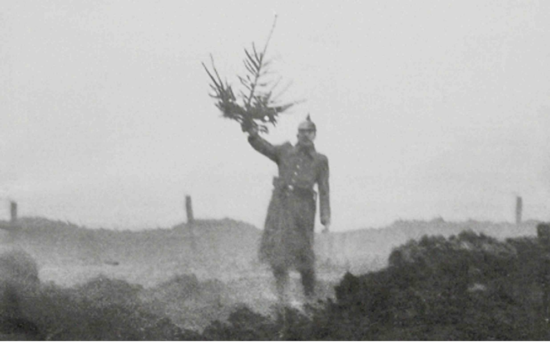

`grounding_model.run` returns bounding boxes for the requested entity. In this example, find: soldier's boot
[300,269,316,302]
[273,268,289,306]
